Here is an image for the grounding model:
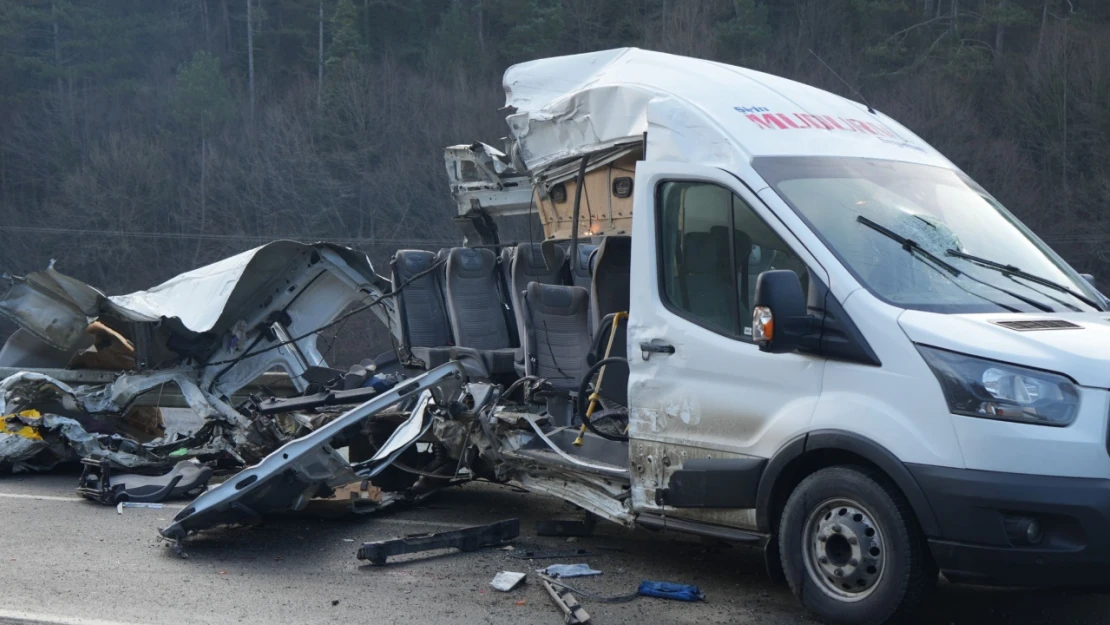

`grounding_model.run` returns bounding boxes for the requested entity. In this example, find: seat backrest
[444,247,512,350]
[568,243,598,335]
[589,312,629,407]
[391,250,451,348]
[721,227,754,322]
[521,282,591,391]
[589,236,632,332]
[682,229,733,332]
[568,243,598,289]
[510,243,566,341]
